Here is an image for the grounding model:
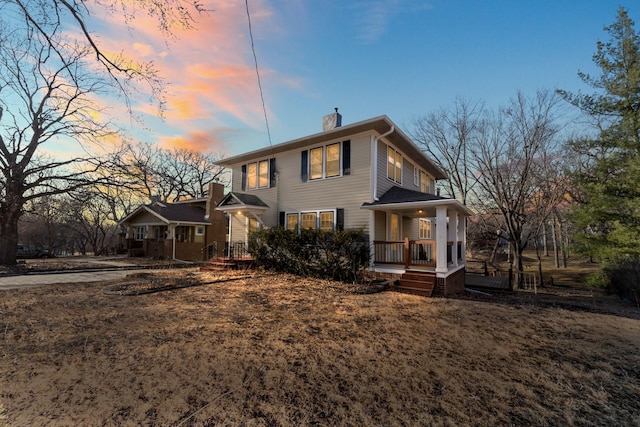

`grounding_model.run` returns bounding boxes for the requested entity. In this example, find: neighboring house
[214,111,473,295]
[120,182,226,262]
